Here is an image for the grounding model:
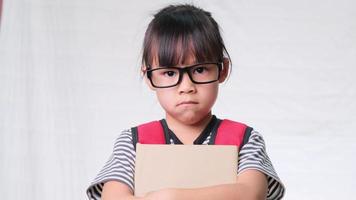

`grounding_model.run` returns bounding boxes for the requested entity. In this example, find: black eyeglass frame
[146,62,223,88]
